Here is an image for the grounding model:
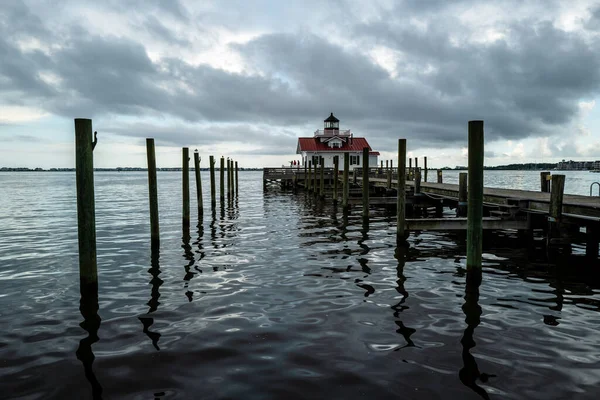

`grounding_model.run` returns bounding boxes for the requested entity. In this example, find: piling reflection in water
[182,224,196,302]
[393,245,416,349]
[460,270,496,399]
[139,249,162,350]
[77,286,103,400]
